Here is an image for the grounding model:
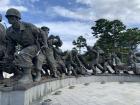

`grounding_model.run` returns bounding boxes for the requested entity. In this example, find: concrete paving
[43,82,140,105]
